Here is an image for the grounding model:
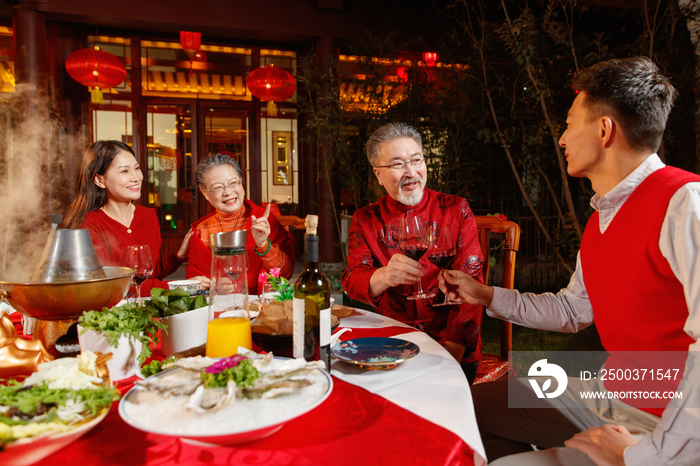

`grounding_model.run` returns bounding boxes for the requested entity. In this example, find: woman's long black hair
[59,140,135,229]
